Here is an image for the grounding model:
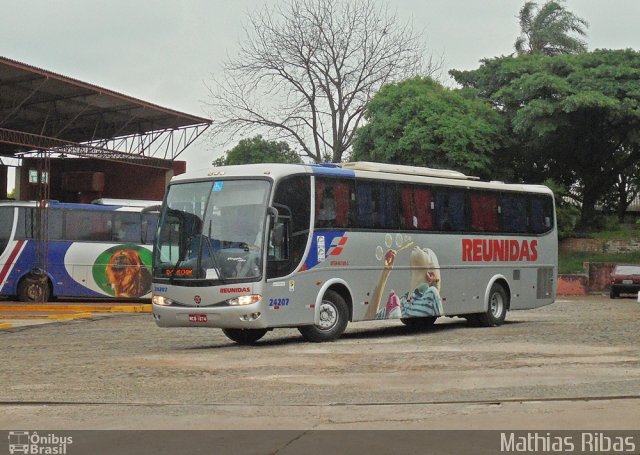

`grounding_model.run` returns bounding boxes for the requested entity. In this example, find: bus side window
[91,212,111,241]
[64,211,82,240]
[269,219,289,261]
[356,180,398,229]
[356,182,373,227]
[399,185,433,230]
[372,182,398,229]
[64,210,110,241]
[333,182,352,227]
[142,213,158,244]
[530,196,553,234]
[315,177,354,229]
[435,189,465,231]
[112,212,141,243]
[470,191,499,232]
[47,209,64,240]
[15,208,63,240]
[501,194,528,233]
[0,207,13,254]
[16,207,33,239]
